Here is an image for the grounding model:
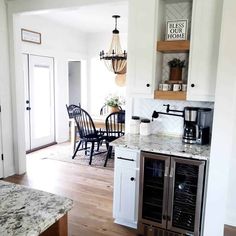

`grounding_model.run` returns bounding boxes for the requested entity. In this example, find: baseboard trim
[26,142,57,154]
